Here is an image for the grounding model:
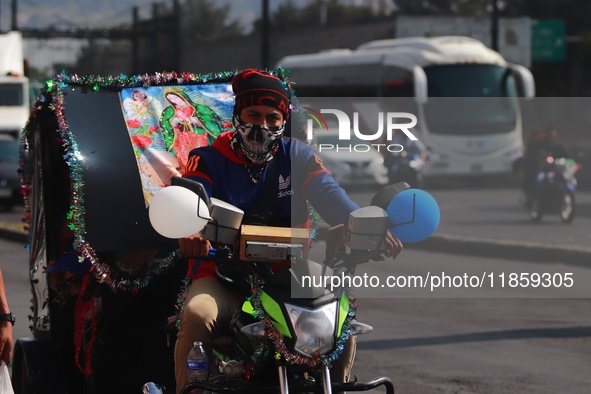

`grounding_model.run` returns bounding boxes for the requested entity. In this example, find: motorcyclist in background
[521,129,547,205]
[542,127,571,160]
[523,127,578,204]
[174,68,403,393]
